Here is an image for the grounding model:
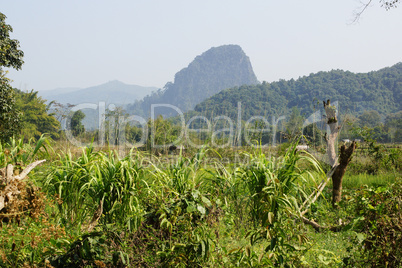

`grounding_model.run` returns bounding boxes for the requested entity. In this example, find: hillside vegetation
[192,62,402,120]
